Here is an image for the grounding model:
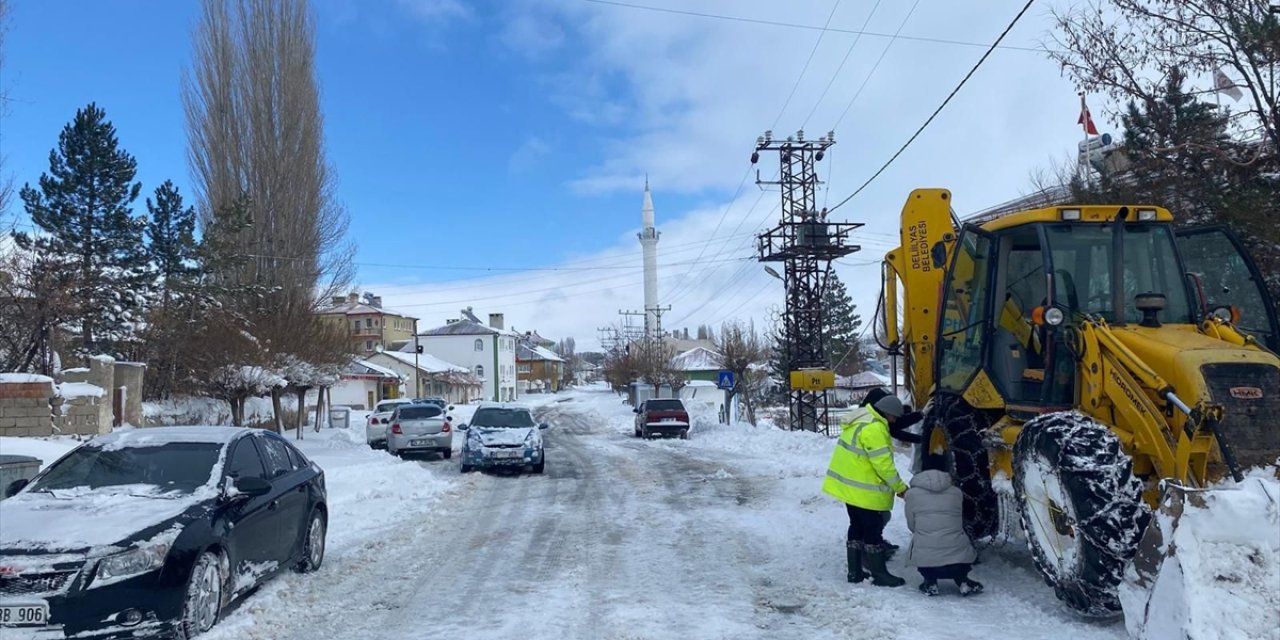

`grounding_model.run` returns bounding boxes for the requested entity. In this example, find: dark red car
[633,398,690,439]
